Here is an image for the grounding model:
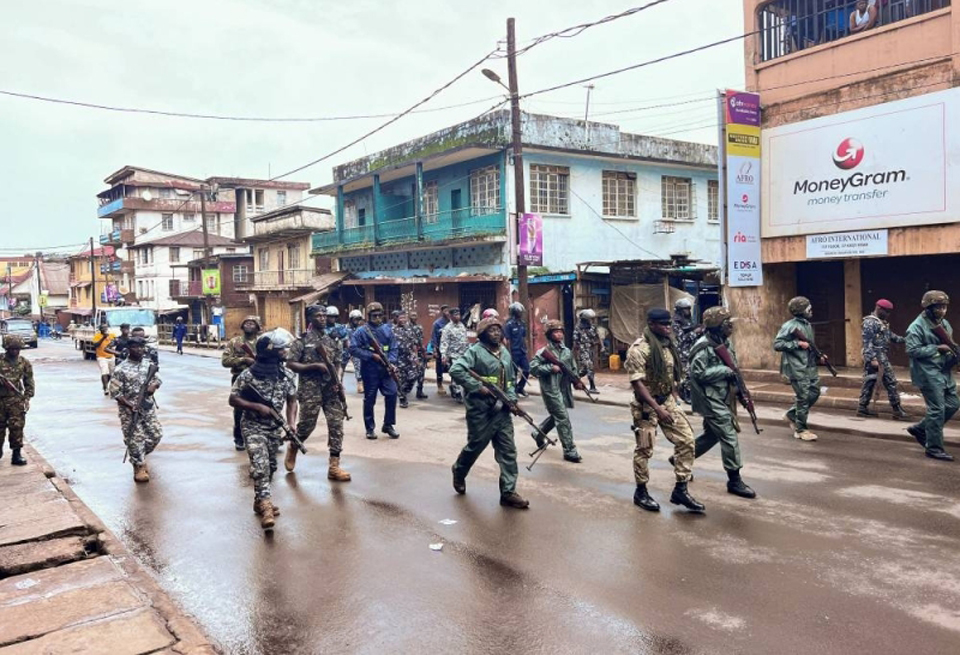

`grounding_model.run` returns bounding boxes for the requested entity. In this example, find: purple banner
[725,90,761,127]
[518,212,543,266]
